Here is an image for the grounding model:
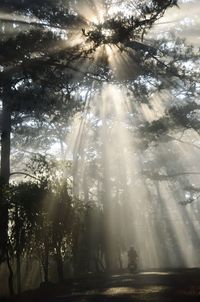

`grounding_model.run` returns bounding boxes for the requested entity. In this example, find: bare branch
[10,171,39,181]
